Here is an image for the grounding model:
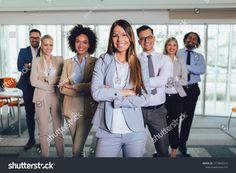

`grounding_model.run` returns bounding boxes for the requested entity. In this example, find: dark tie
[186,50,191,65]
[186,50,192,81]
[147,55,157,95]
